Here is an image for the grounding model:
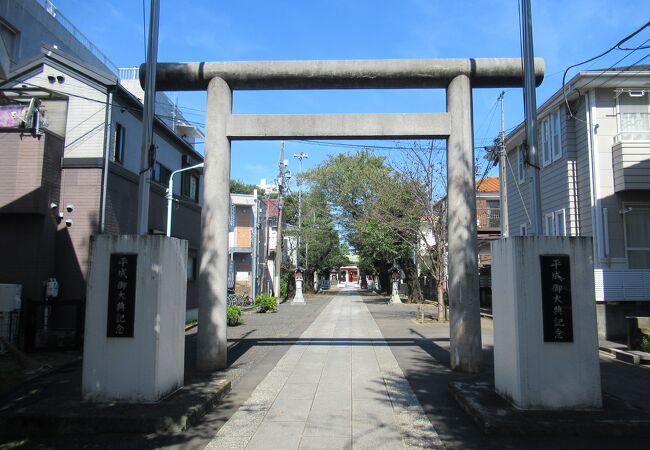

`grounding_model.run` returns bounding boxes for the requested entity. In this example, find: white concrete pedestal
[491,237,602,409]
[390,281,402,304]
[293,279,305,304]
[82,235,188,402]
